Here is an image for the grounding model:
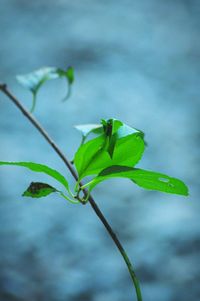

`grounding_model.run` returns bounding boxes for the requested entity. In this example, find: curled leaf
[74,124,103,144]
